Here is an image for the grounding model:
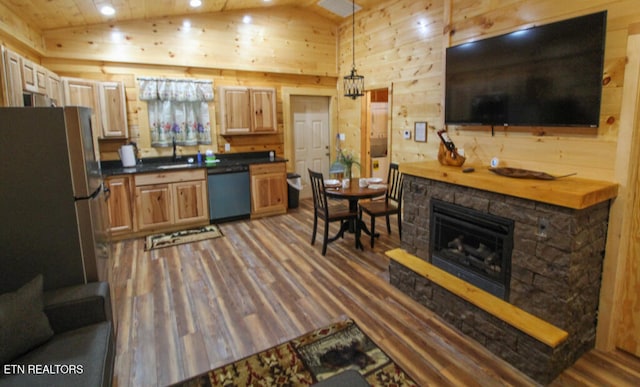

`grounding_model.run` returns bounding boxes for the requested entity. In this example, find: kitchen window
[138,77,214,147]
